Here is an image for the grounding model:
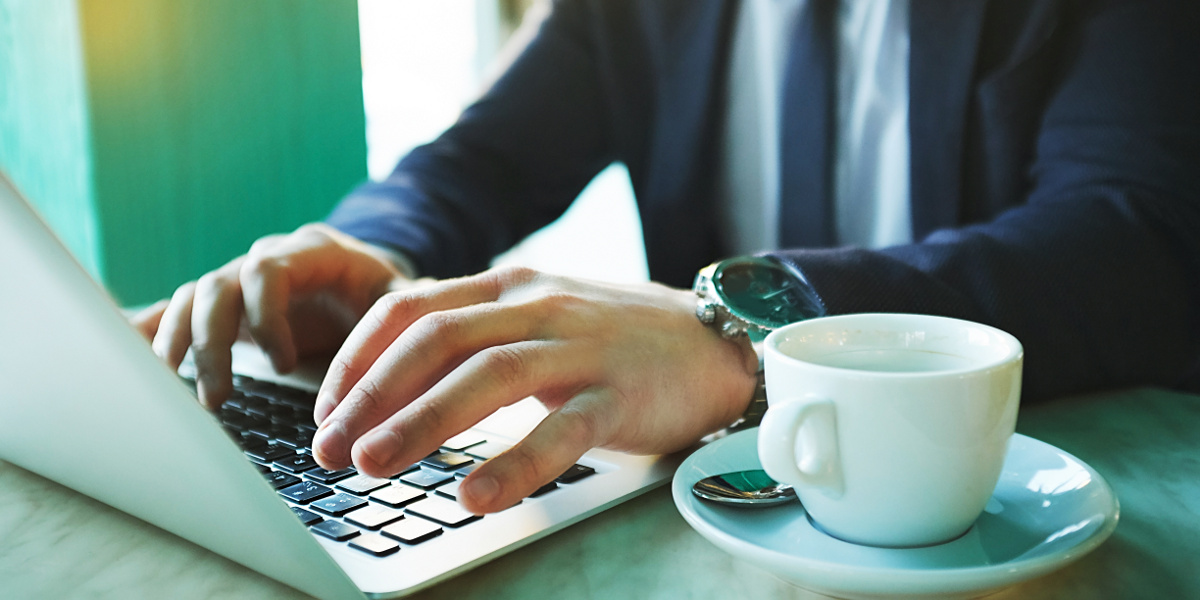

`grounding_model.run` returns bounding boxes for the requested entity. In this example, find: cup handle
[758,396,844,499]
